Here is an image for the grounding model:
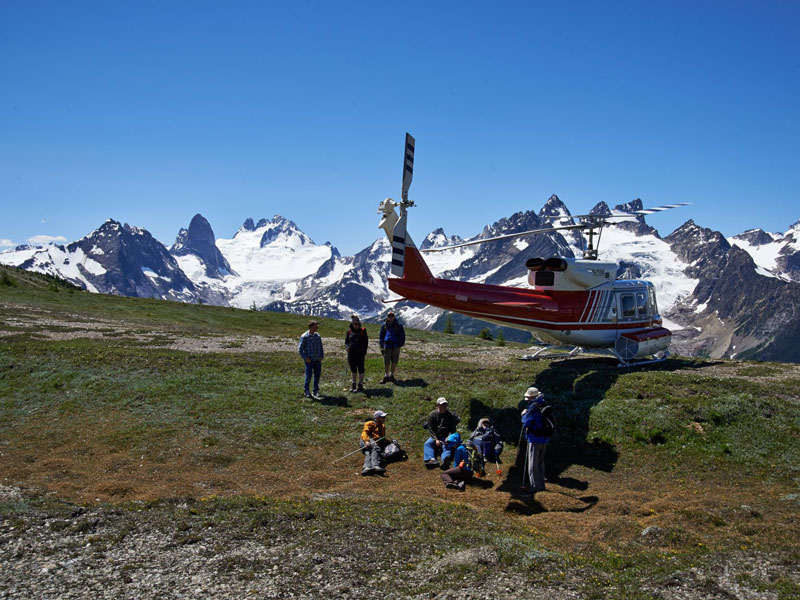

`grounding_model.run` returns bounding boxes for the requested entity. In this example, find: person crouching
[440,433,472,491]
[360,410,388,476]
